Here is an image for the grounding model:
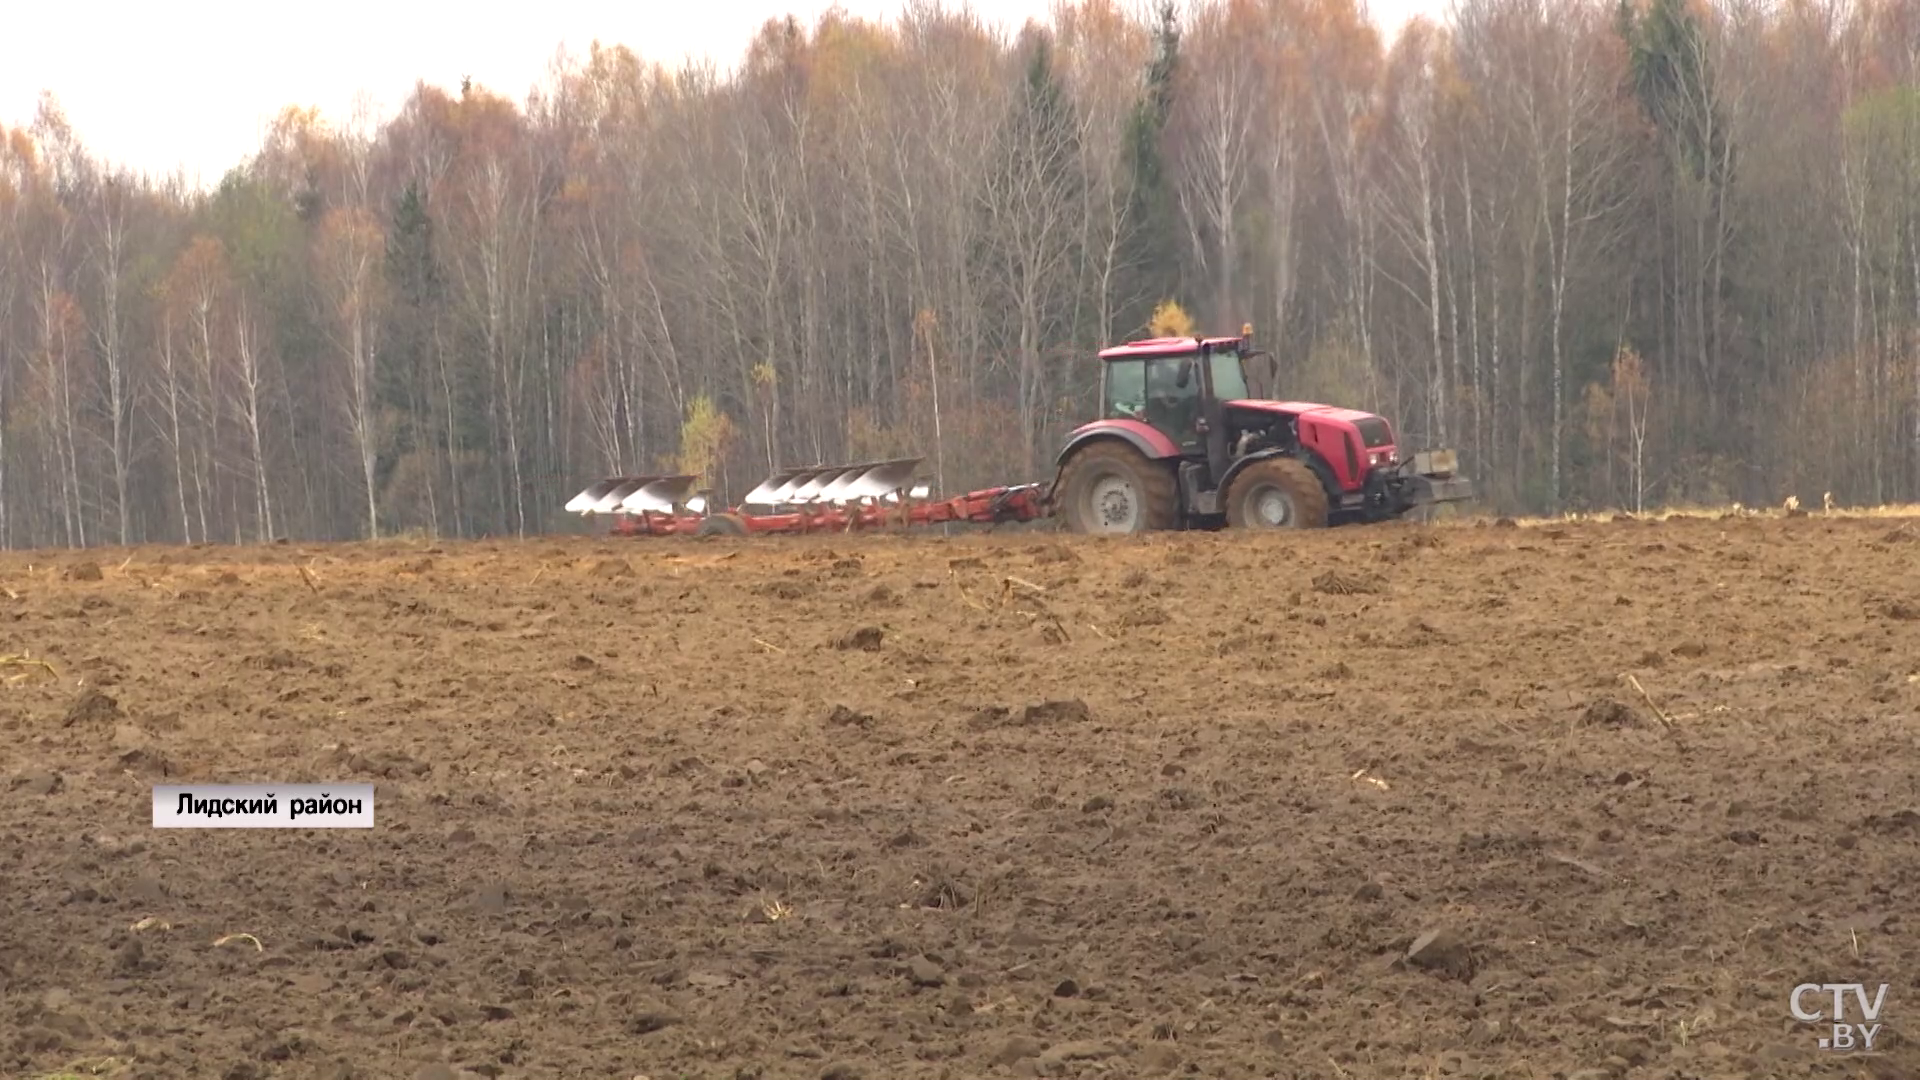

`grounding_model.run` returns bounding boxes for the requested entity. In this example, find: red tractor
[1049,325,1472,533]
[563,325,1470,538]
